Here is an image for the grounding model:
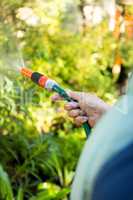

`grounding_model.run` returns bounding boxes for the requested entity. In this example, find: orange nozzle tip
[20,67,33,78]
